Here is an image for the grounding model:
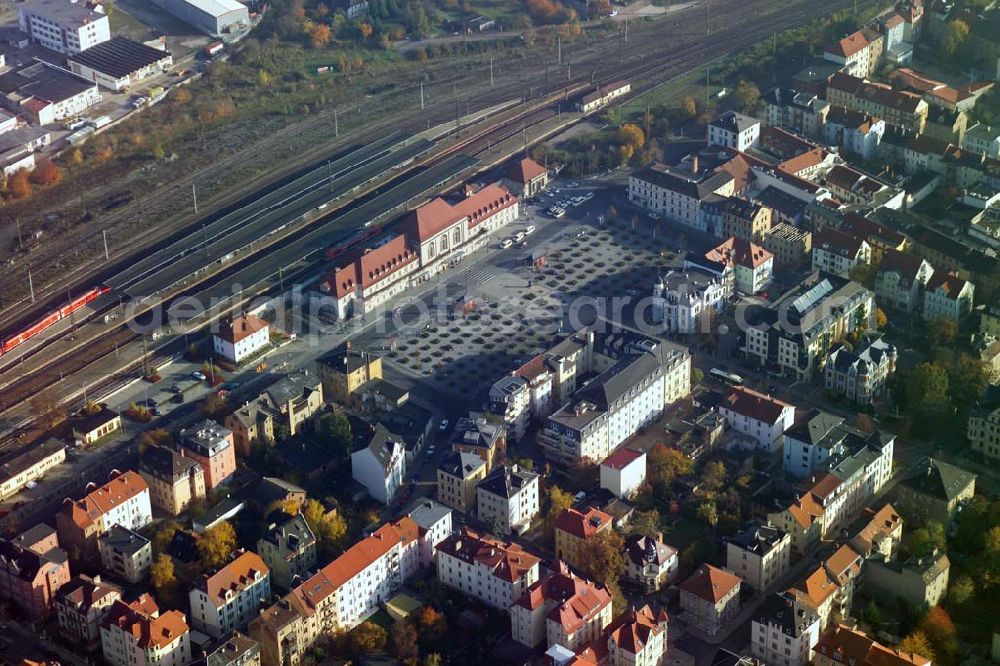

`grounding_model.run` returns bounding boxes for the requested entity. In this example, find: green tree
[849,262,877,289]
[424,655,442,666]
[648,444,693,484]
[302,499,347,548]
[351,621,388,654]
[701,461,726,491]
[949,354,991,411]
[948,575,974,607]
[320,412,353,465]
[390,619,419,660]
[630,509,661,539]
[906,521,946,558]
[153,520,182,555]
[696,501,719,529]
[546,485,574,540]
[904,363,950,409]
[151,554,175,593]
[196,521,237,569]
[939,19,969,59]
[928,317,958,350]
[578,530,626,586]
[899,631,935,662]
[861,599,882,627]
[733,80,761,113]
